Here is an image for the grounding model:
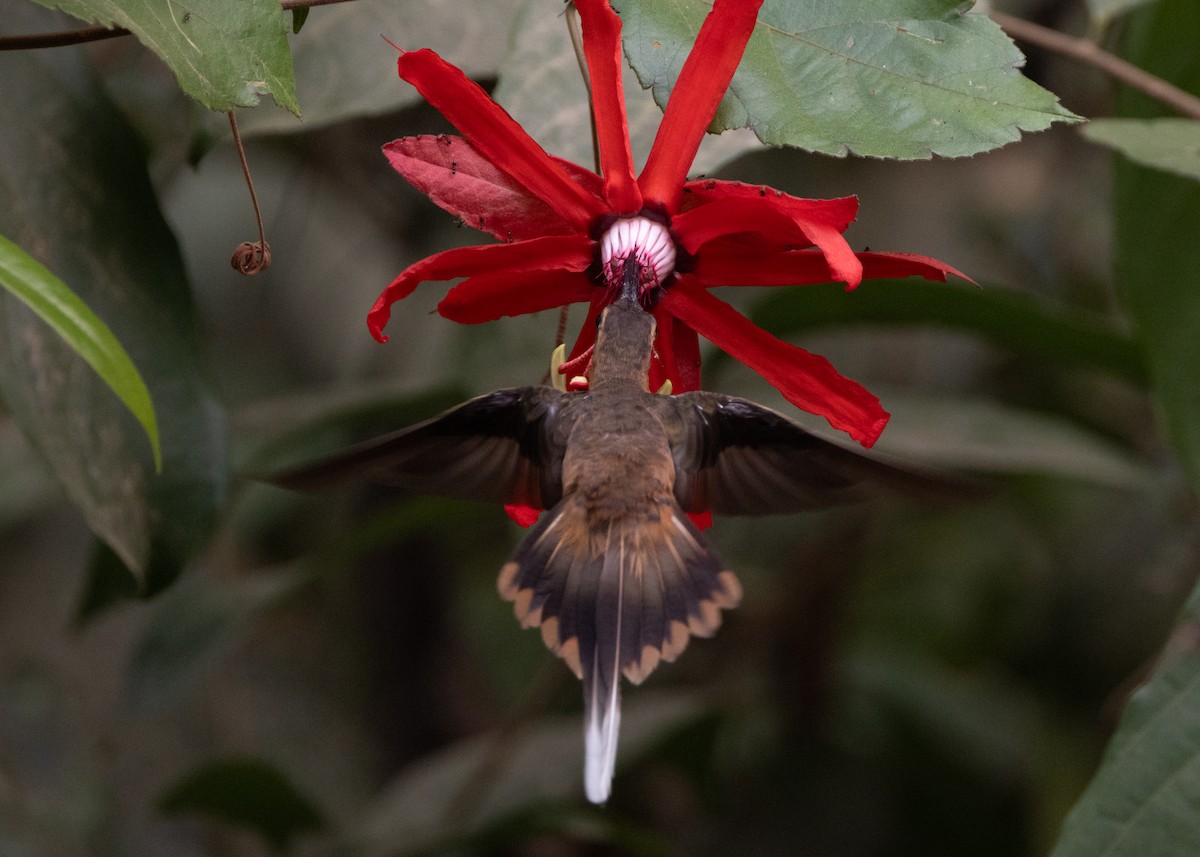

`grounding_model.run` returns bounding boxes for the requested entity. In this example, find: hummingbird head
[591,256,657,392]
